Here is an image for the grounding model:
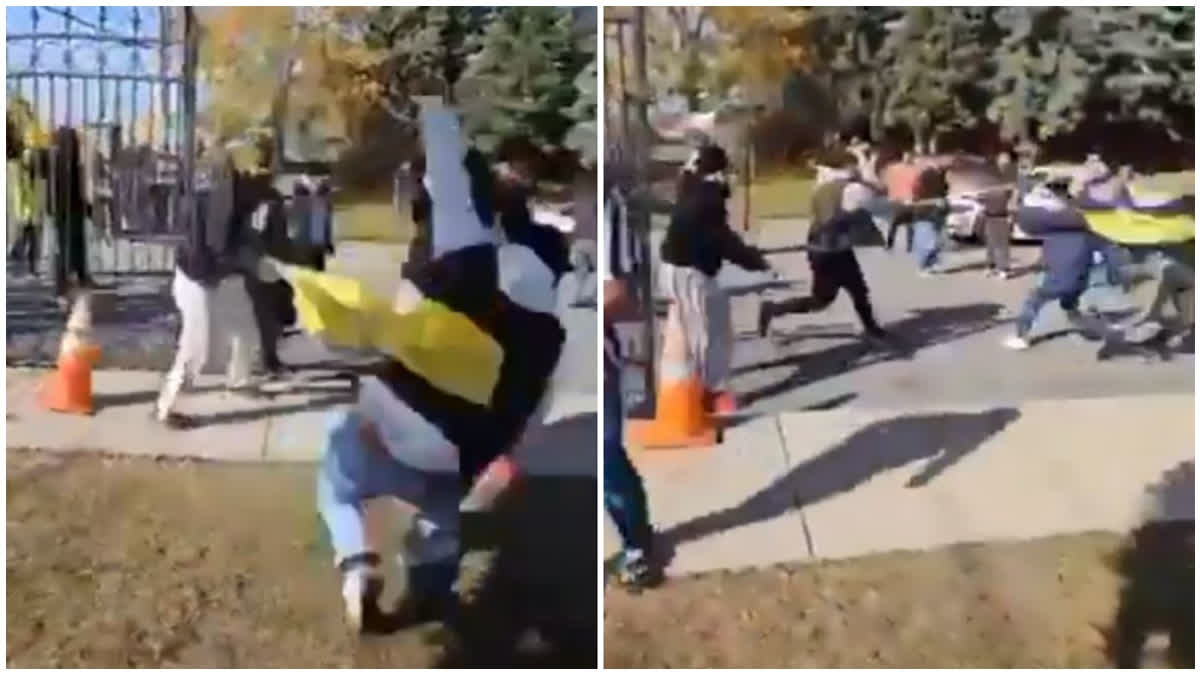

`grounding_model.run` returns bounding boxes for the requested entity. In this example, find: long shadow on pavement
[440,476,598,667]
[363,413,599,667]
[1104,460,1194,668]
[660,408,1019,558]
[738,302,1007,407]
[443,411,597,667]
